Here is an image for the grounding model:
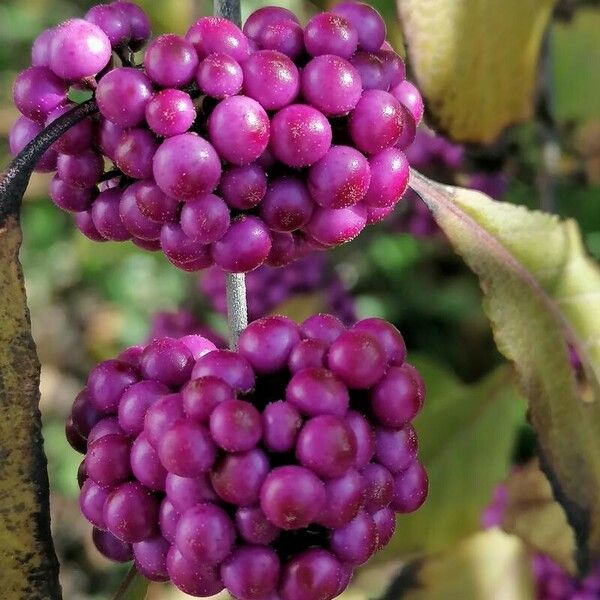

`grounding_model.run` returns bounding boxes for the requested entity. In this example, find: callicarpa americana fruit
[12,1,422,273]
[67,314,428,599]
